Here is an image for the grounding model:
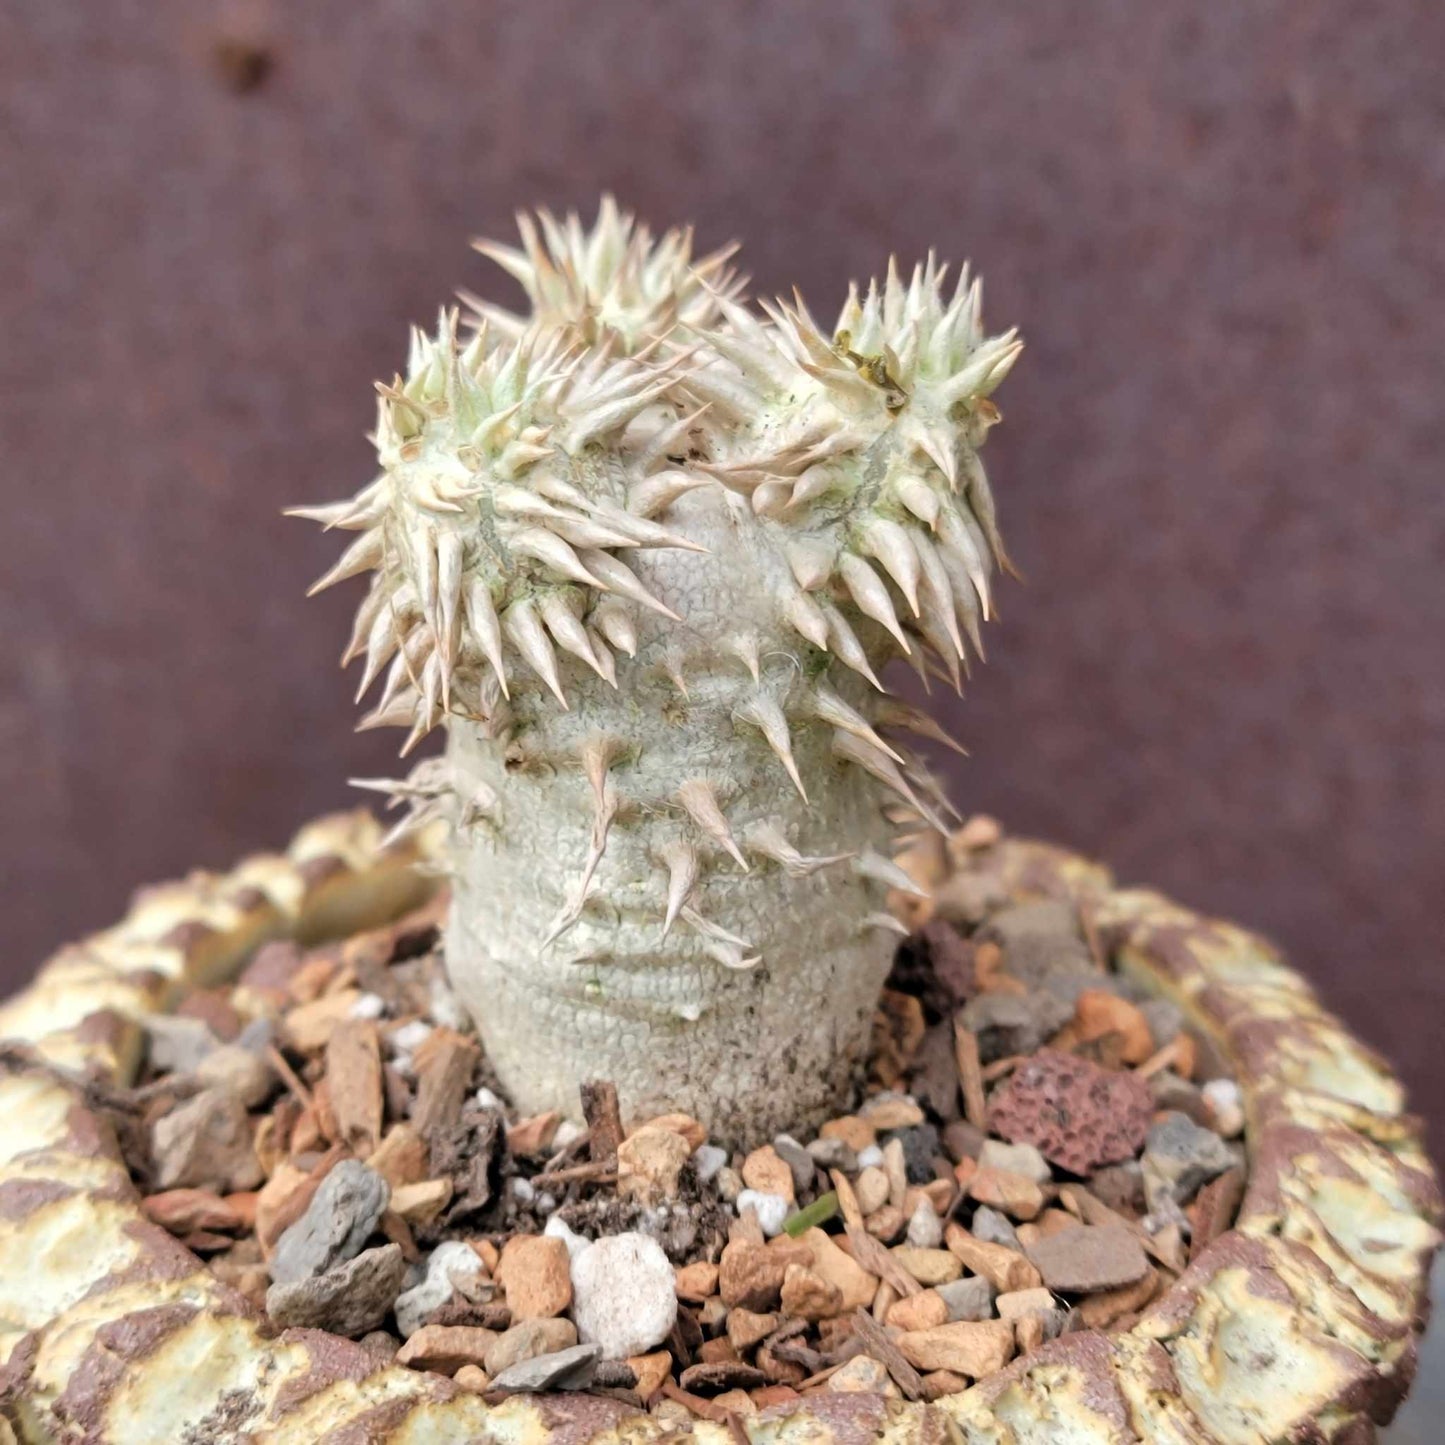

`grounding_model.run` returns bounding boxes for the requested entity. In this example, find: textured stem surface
[441,494,901,1140]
